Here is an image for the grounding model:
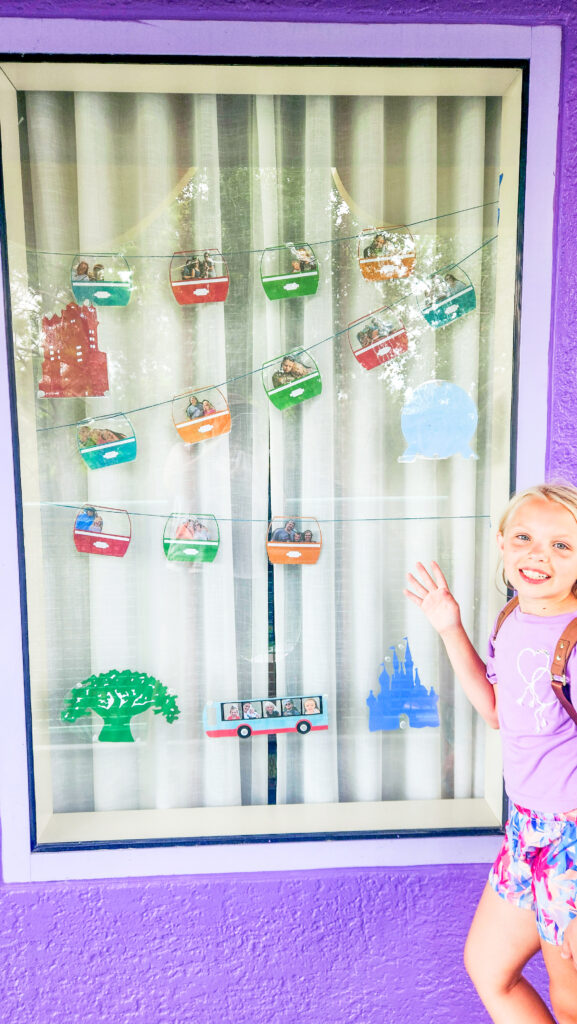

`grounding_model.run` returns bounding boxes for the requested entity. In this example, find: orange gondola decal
[358,227,416,282]
[266,517,322,565]
[172,386,231,444]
